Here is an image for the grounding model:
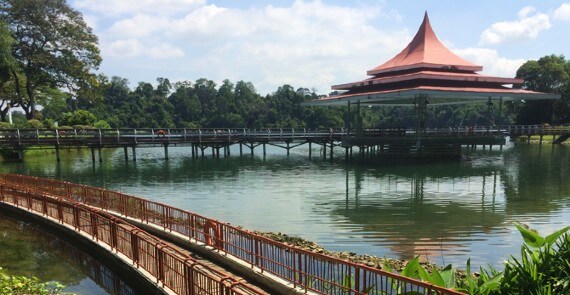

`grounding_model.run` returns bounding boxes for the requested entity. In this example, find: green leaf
[416,264,432,282]
[479,272,503,292]
[515,222,545,248]
[401,256,421,279]
[439,265,456,289]
[544,226,570,247]
[428,269,446,287]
